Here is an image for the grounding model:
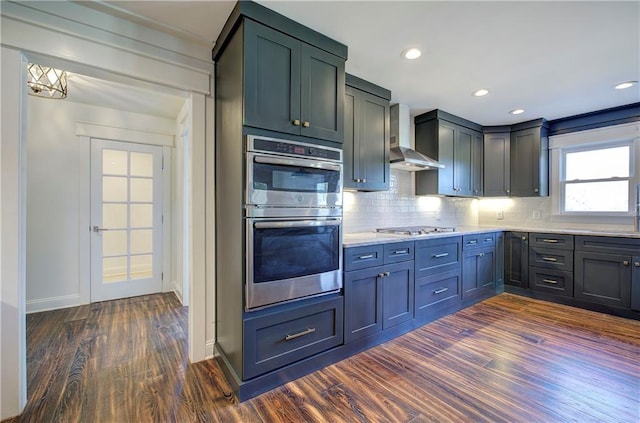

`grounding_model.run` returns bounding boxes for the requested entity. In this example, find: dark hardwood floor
[4,292,639,422]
